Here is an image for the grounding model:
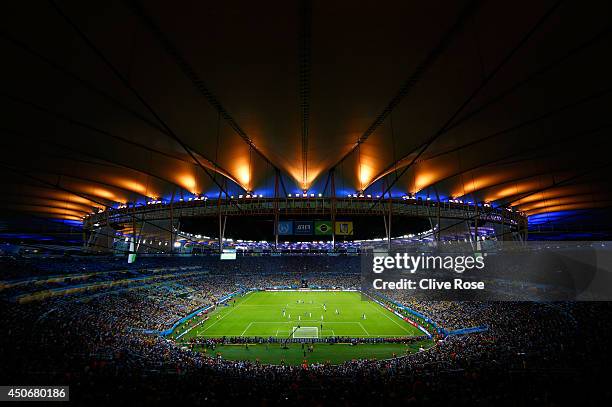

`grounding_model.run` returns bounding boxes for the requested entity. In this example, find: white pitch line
[199,306,238,333]
[239,292,256,305]
[242,321,374,325]
[236,304,280,307]
[240,322,254,337]
[358,322,370,336]
[321,321,370,324]
[320,329,336,337]
[194,333,407,338]
[367,301,413,334]
[198,292,253,334]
